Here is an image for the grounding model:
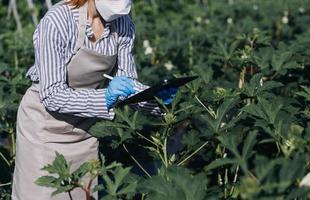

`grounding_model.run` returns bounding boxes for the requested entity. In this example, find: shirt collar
[85,20,111,39]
